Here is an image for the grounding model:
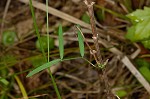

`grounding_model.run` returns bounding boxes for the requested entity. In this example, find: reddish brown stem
[84,1,102,64]
[84,0,115,99]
